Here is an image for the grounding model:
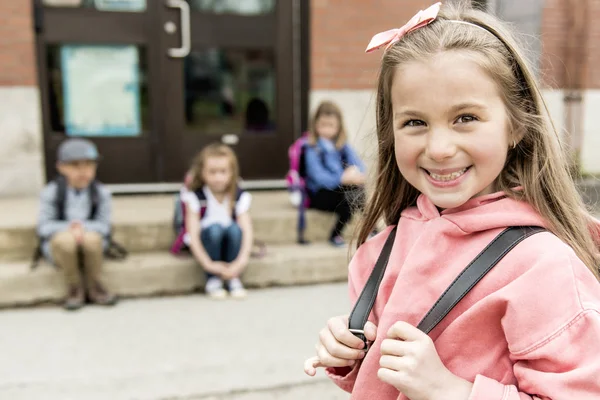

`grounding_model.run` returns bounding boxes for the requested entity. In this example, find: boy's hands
[69,221,84,244]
